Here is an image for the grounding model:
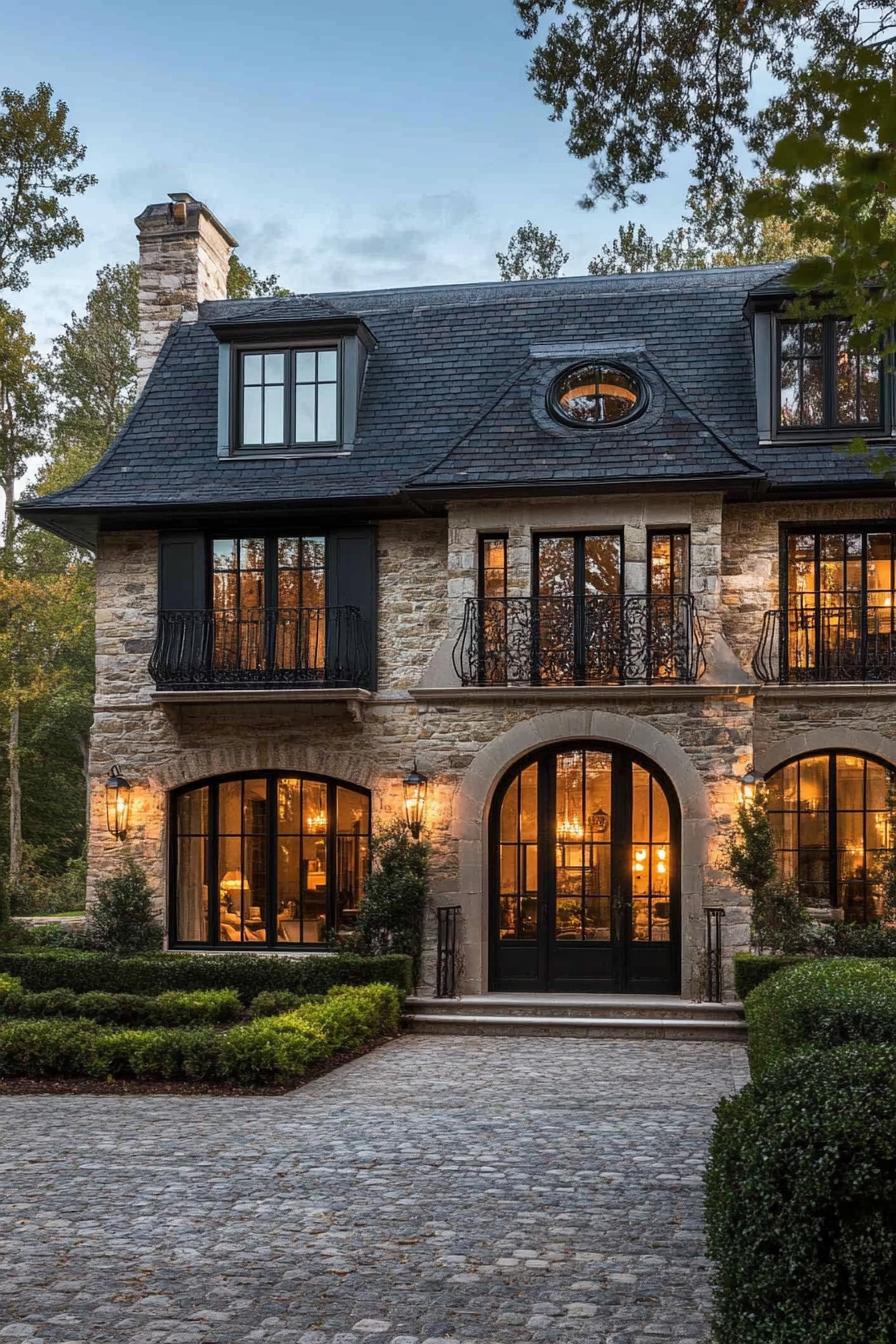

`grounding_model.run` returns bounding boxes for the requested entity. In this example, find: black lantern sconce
[740,765,760,806]
[105,765,131,840]
[402,761,429,839]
